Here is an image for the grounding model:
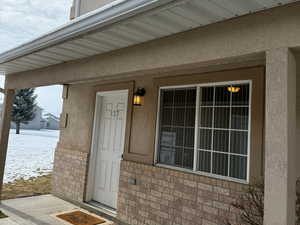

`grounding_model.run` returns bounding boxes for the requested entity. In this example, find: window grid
[197,105,249,108]
[193,86,200,171]
[196,84,250,180]
[197,149,247,157]
[197,127,248,131]
[158,88,196,169]
[227,88,233,177]
[209,86,215,174]
[181,90,187,167]
[157,81,251,183]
